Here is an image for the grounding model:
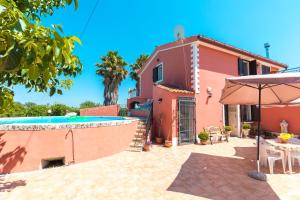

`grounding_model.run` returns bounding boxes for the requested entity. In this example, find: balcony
[128,88,137,99]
